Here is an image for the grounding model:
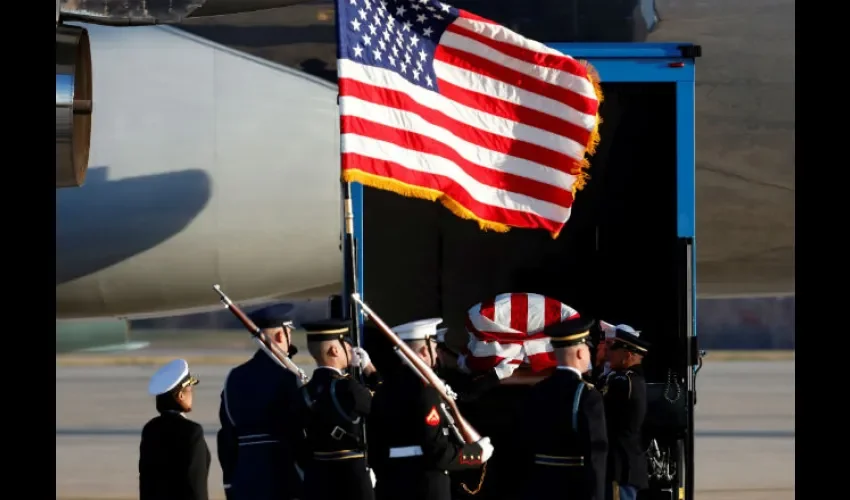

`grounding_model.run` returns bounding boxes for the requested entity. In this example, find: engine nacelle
[56,25,92,188]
